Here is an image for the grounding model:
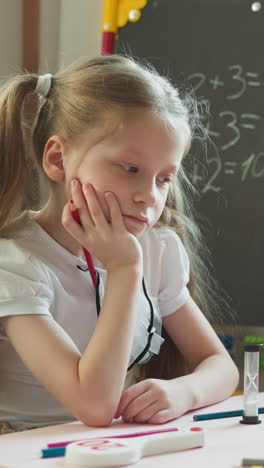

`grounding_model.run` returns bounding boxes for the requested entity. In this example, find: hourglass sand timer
[240,342,262,424]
